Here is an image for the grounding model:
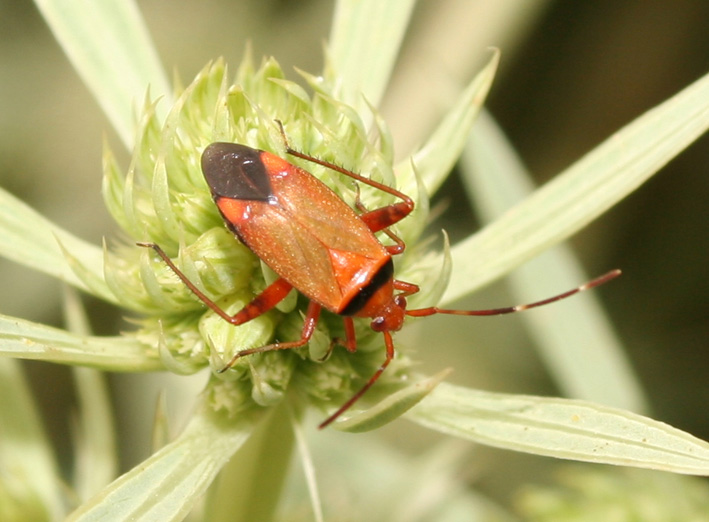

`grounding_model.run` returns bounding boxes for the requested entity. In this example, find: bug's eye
[371,317,386,332]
